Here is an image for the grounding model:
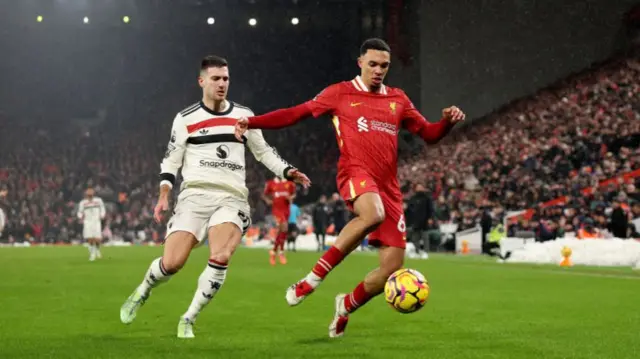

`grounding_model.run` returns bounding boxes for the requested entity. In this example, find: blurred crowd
[1,54,639,243]
[398,55,640,241]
